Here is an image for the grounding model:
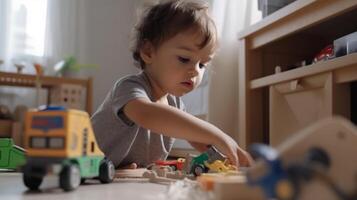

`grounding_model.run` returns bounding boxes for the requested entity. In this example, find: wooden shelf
[0,71,89,88]
[238,0,357,49]
[0,71,93,114]
[237,0,357,148]
[238,0,315,39]
[250,53,357,89]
